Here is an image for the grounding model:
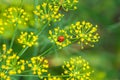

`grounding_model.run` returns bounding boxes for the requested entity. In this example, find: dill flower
[0,19,4,34]
[0,44,13,61]
[1,7,30,38]
[0,27,4,34]
[0,72,11,80]
[48,27,71,49]
[62,56,93,80]
[0,44,26,80]
[17,32,38,48]
[1,54,26,75]
[44,74,63,80]
[33,3,64,25]
[69,21,100,49]
[45,77,62,80]
[51,0,79,11]
[2,7,29,29]
[27,56,48,77]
